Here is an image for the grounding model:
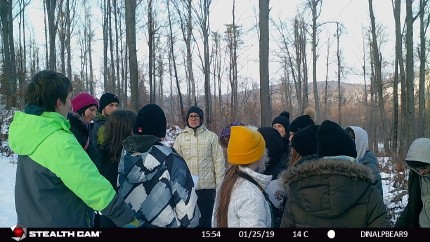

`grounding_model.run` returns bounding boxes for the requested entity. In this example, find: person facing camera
[280,120,390,228]
[271,111,291,169]
[212,126,273,228]
[395,138,430,228]
[174,106,225,228]
[68,92,99,165]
